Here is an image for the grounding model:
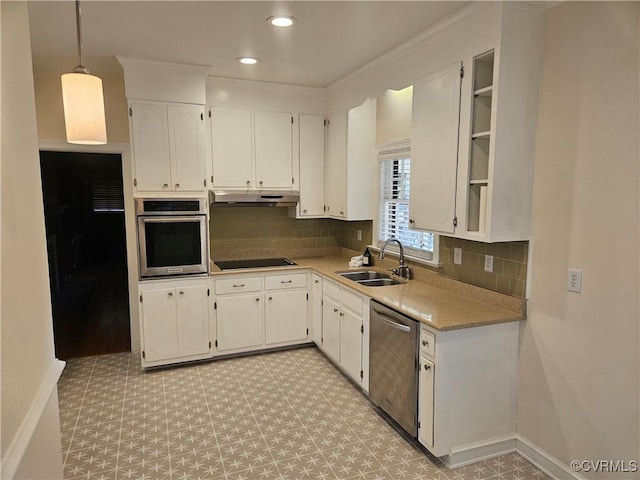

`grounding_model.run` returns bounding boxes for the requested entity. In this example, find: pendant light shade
[61,0,107,145]
[61,72,107,145]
